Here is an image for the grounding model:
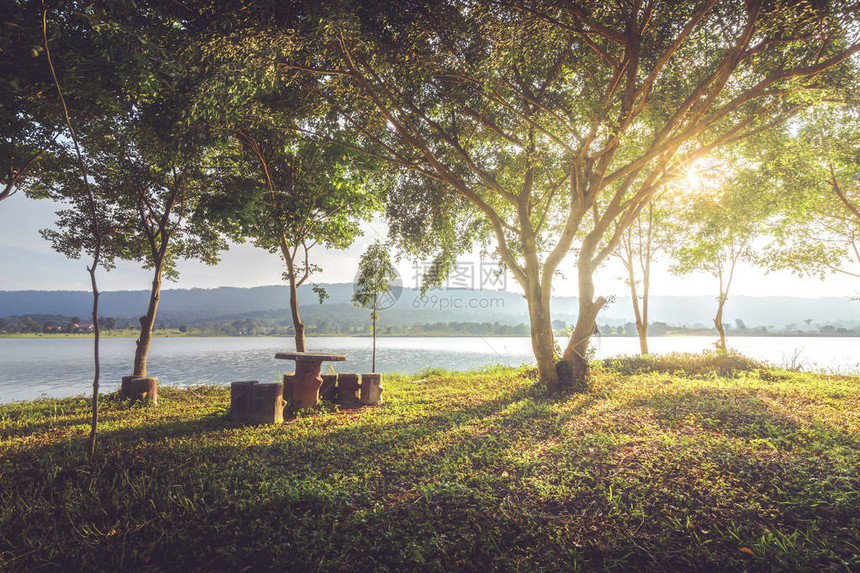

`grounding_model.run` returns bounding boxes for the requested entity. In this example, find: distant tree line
[4,314,859,339]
